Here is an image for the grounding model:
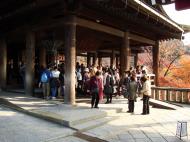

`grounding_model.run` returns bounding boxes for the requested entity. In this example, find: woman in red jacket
[90,71,103,108]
